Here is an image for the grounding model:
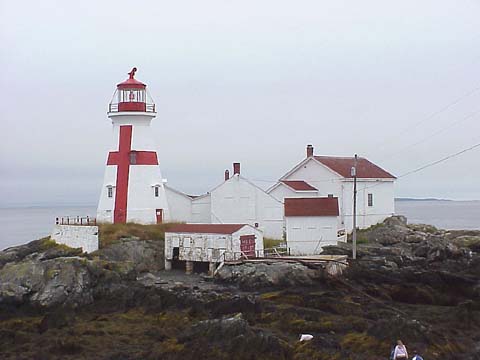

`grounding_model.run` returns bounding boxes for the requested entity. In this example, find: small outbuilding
[165,224,264,274]
[285,197,344,255]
